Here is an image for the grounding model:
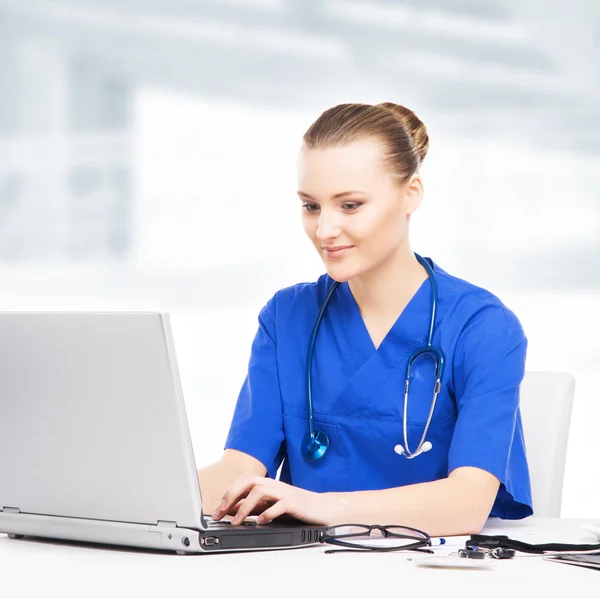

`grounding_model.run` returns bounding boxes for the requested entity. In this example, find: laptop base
[0,511,324,554]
